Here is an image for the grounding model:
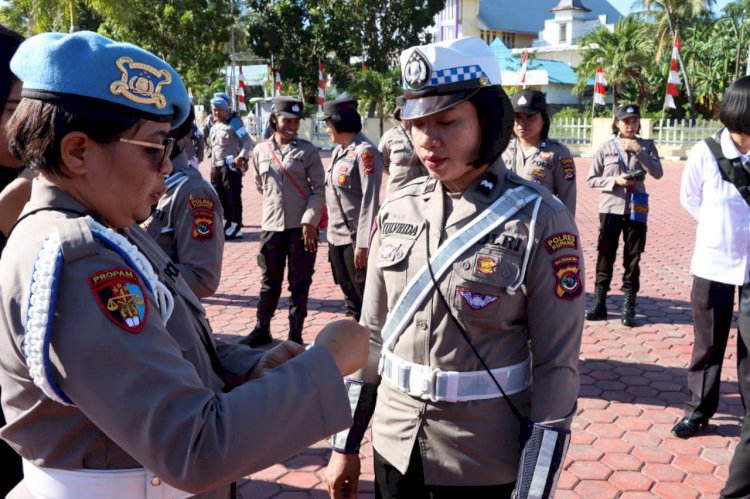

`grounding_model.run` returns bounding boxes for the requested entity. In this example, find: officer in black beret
[240,96,326,346]
[321,98,383,321]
